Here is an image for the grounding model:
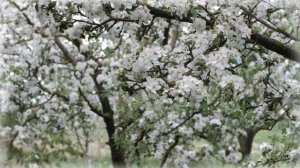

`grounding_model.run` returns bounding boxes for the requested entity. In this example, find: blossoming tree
[1,0,300,167]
